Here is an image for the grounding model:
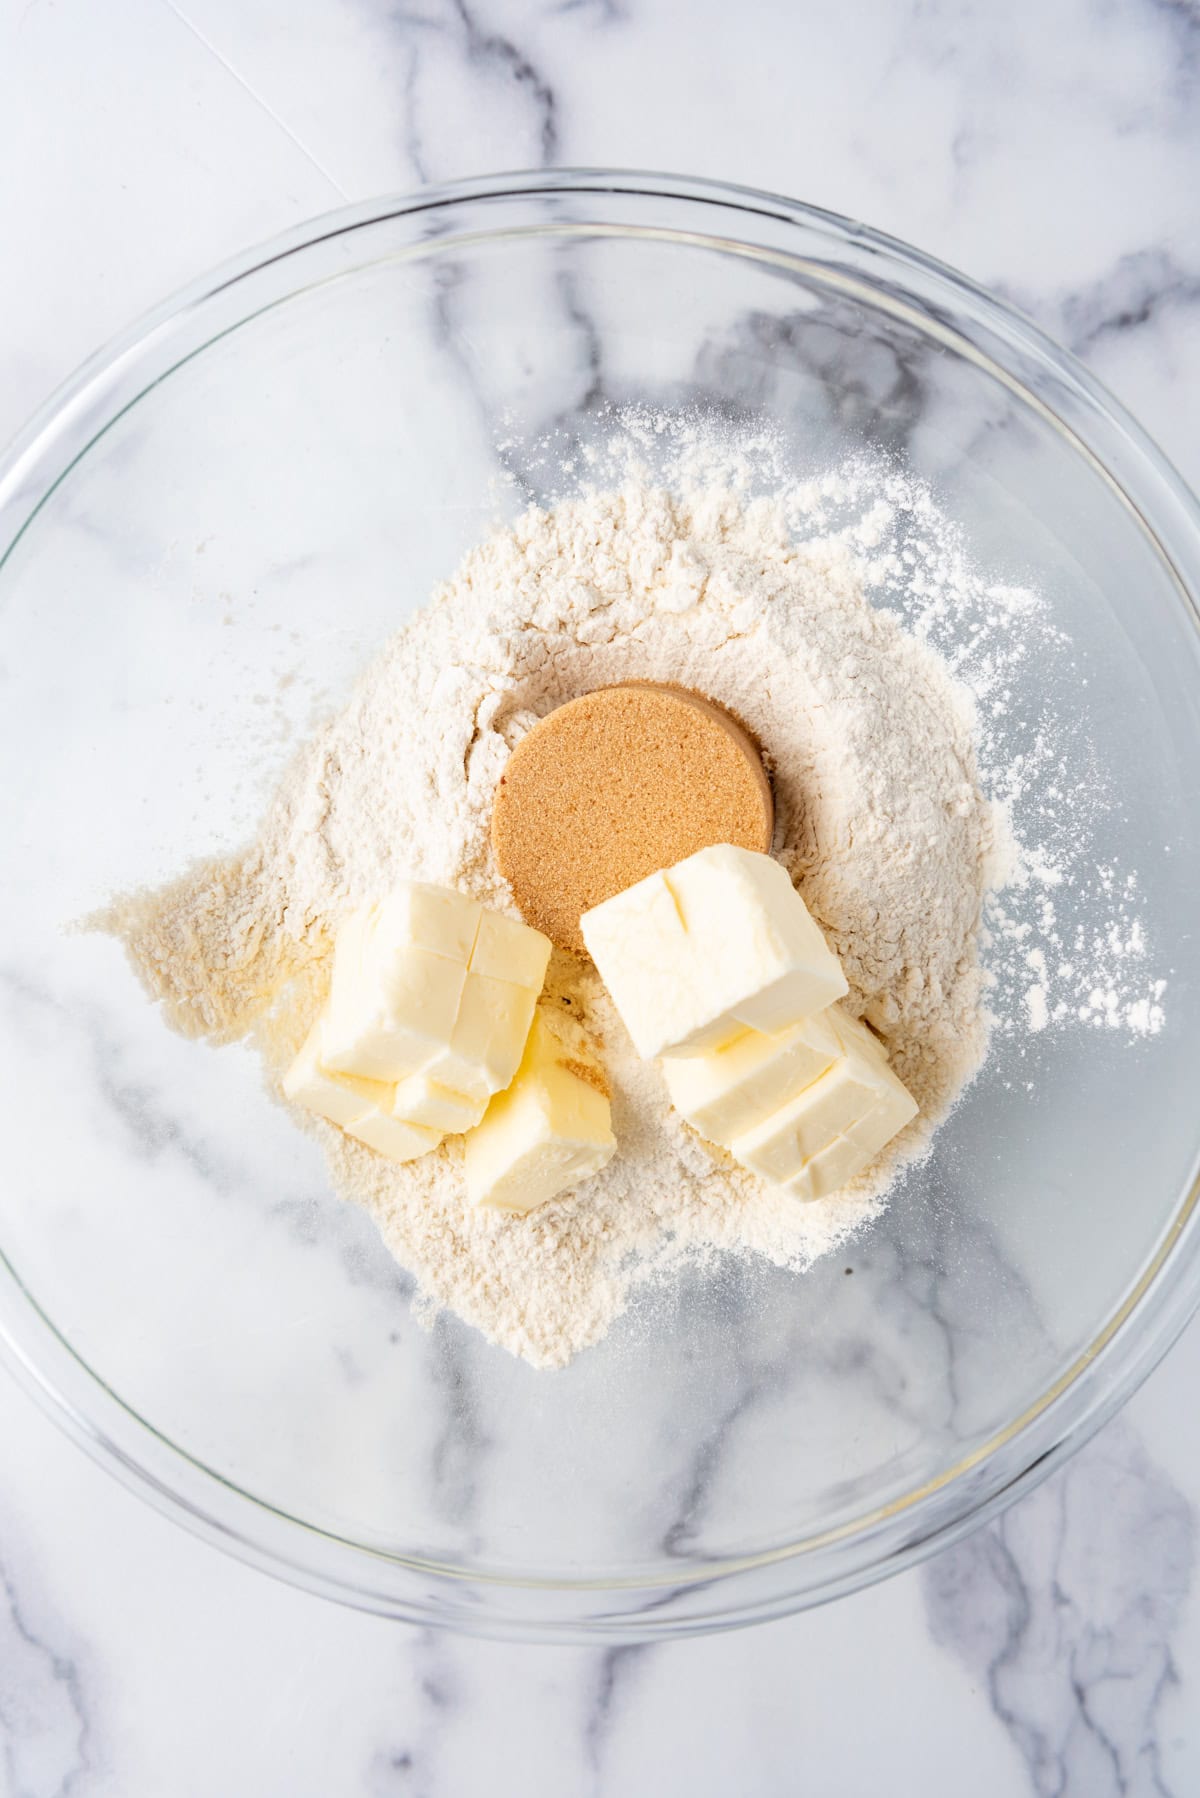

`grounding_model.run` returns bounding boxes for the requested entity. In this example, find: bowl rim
[2,167,1199,1640]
